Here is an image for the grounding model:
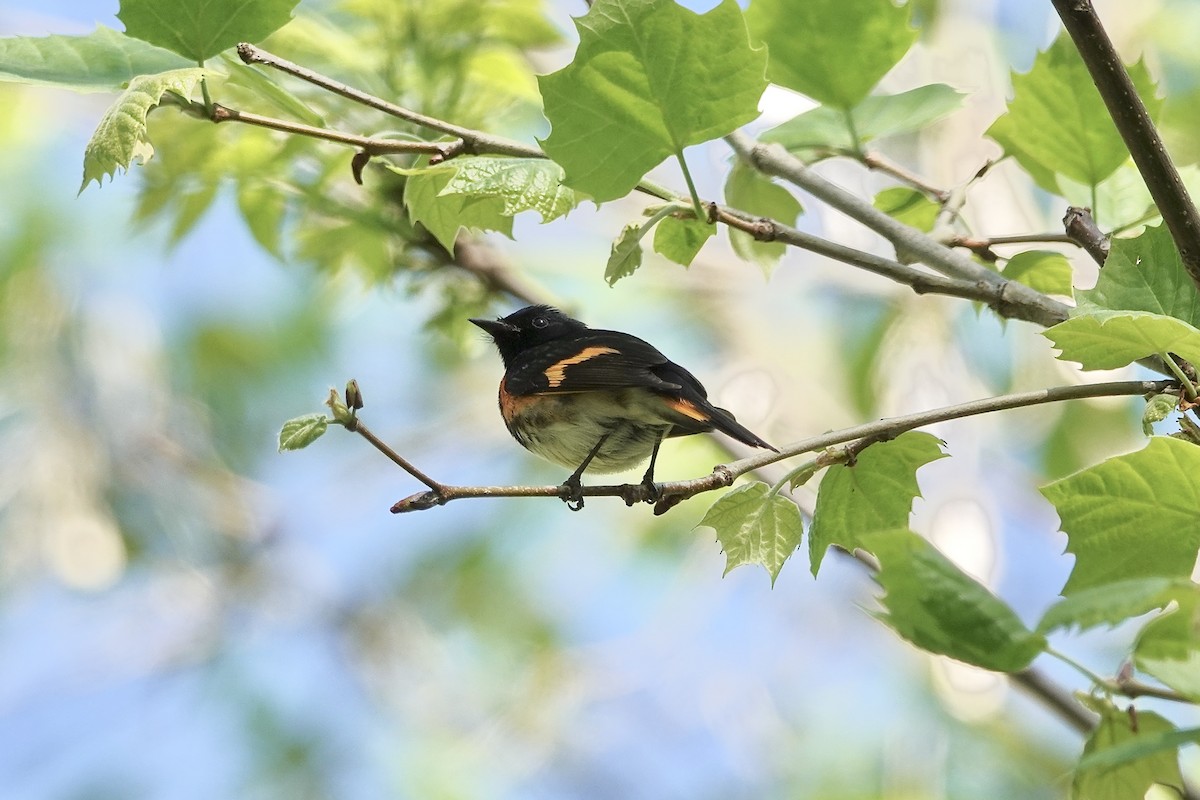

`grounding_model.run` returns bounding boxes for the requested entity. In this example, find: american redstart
[471,305,776,510]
